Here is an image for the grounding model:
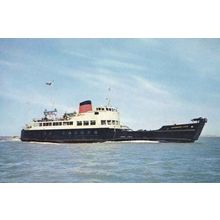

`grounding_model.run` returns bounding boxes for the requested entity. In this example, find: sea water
[0,137,220,182]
